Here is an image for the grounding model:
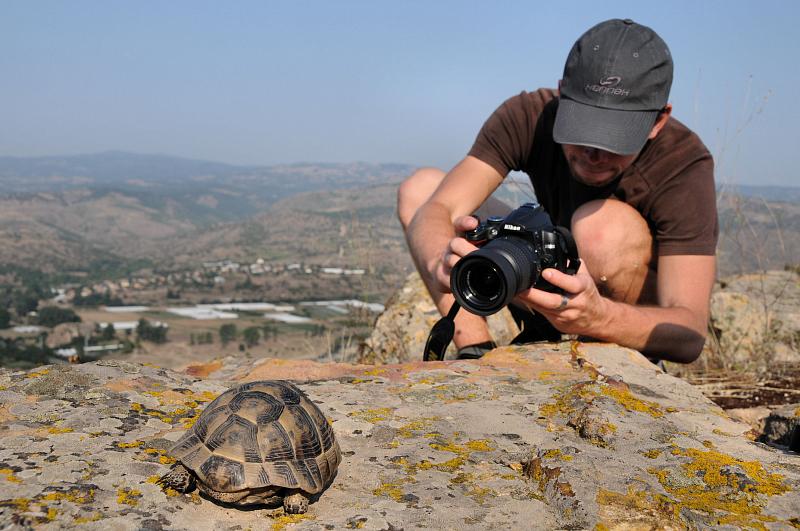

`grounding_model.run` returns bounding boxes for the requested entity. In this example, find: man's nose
[583,147,607,163]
